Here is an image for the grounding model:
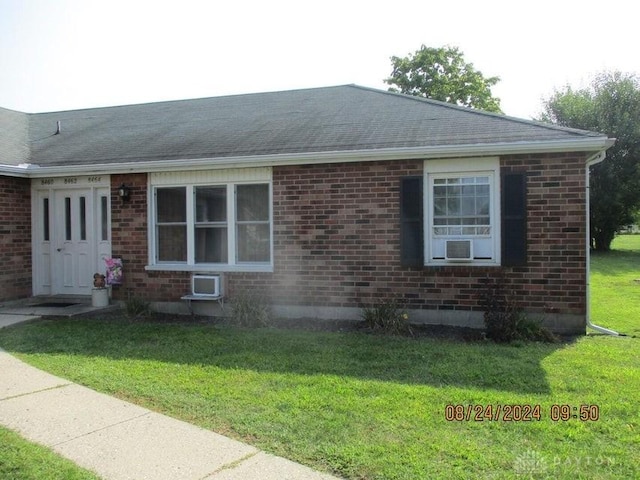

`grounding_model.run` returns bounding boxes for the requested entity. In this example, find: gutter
[0,137,615,178]
[0,163,35,178]
[585,150,620,336]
